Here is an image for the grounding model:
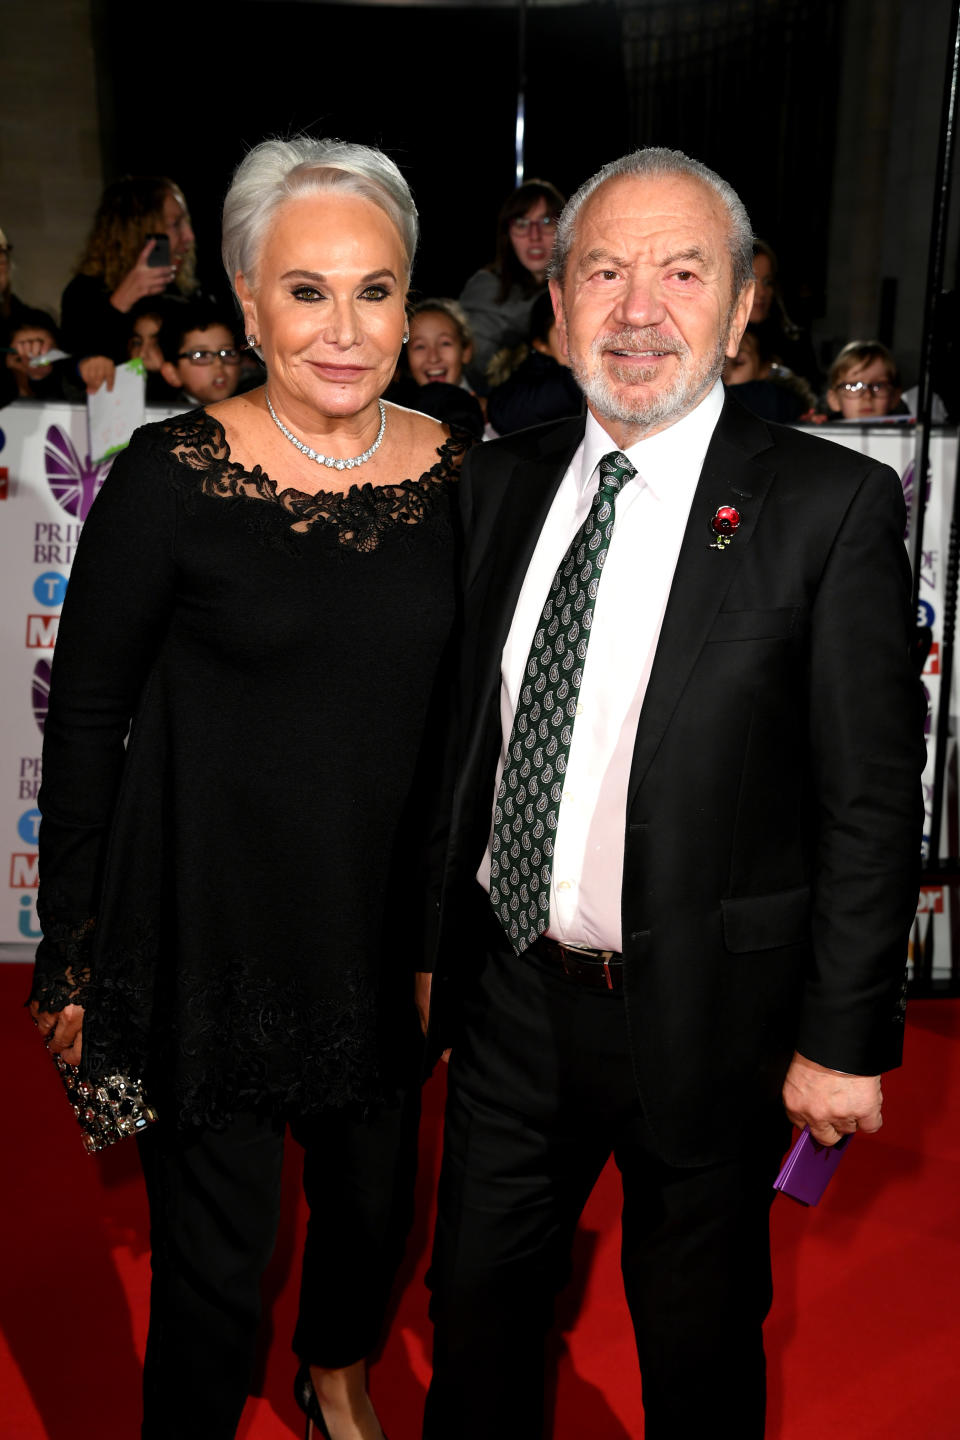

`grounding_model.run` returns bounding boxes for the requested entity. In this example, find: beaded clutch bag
[52,1053,158,1152]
